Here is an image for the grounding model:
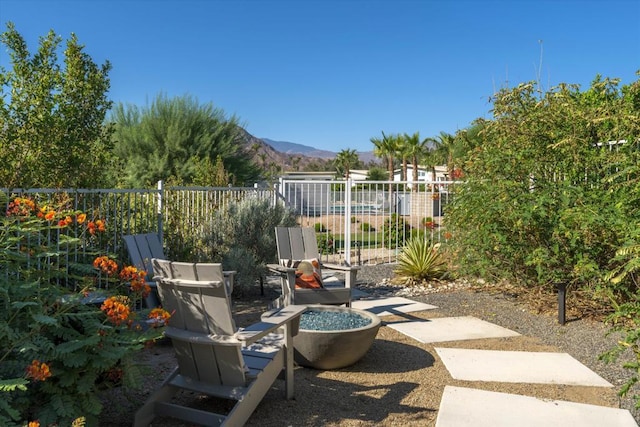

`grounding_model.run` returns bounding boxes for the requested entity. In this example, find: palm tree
[420,136,440,182]
[334,148,359,179]
[403,132,430,190]
[371,131,401,208]
[370,131,399,181]
[435,131,457,179]
[396,133,411,181]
